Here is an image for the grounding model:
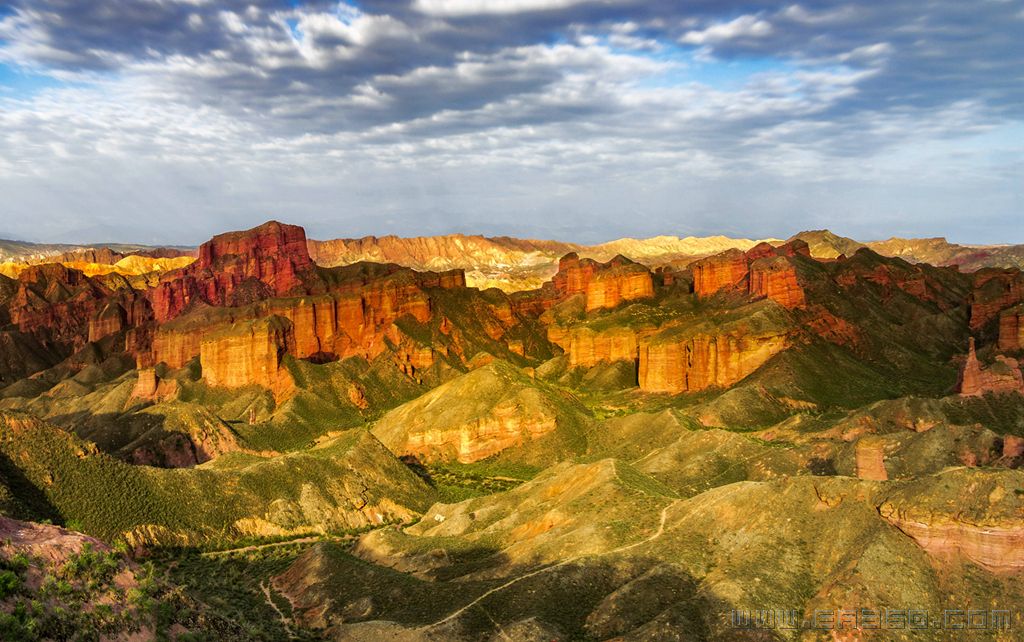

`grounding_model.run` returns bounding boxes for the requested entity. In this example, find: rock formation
[958,338,1024,397]
[998,305,1023,352]
[148,221,323,323]
[511,252,656,315]
[9,263,146,353]
[879,471,1024,573]
[130,368,178,401]
[146,264,468,371]
[199,316,297,401]
[371,361,583,463]
[968,268,1024,330]
[749,256,805,308]
[691,240,809,308]
[638,329,788,394]
[691,249,749,297]
[552,326,643,368]
[584,258,655,312]
[87,302,127,342]
[855,437,888,480]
